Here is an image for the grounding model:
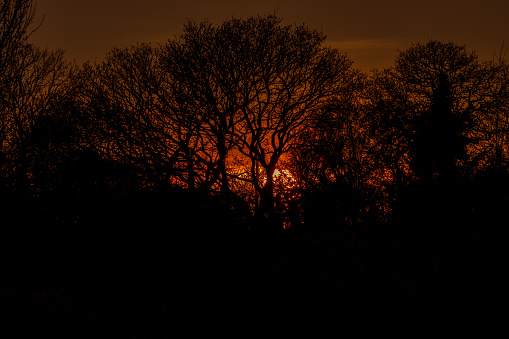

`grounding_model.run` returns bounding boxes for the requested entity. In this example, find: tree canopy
[1,7,509,230]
